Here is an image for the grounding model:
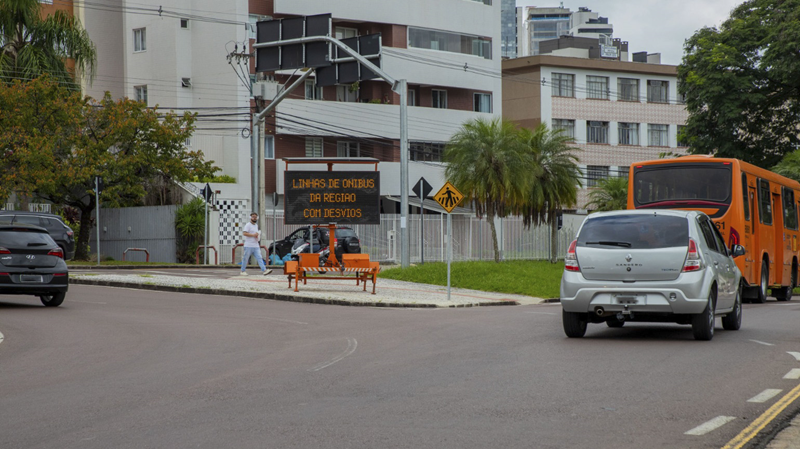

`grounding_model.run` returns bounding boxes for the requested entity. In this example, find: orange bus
[628,155,800,303]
